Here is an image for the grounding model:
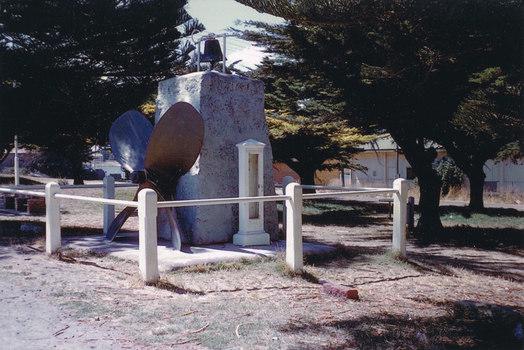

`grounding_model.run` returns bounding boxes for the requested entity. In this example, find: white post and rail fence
[0,177,411,283]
